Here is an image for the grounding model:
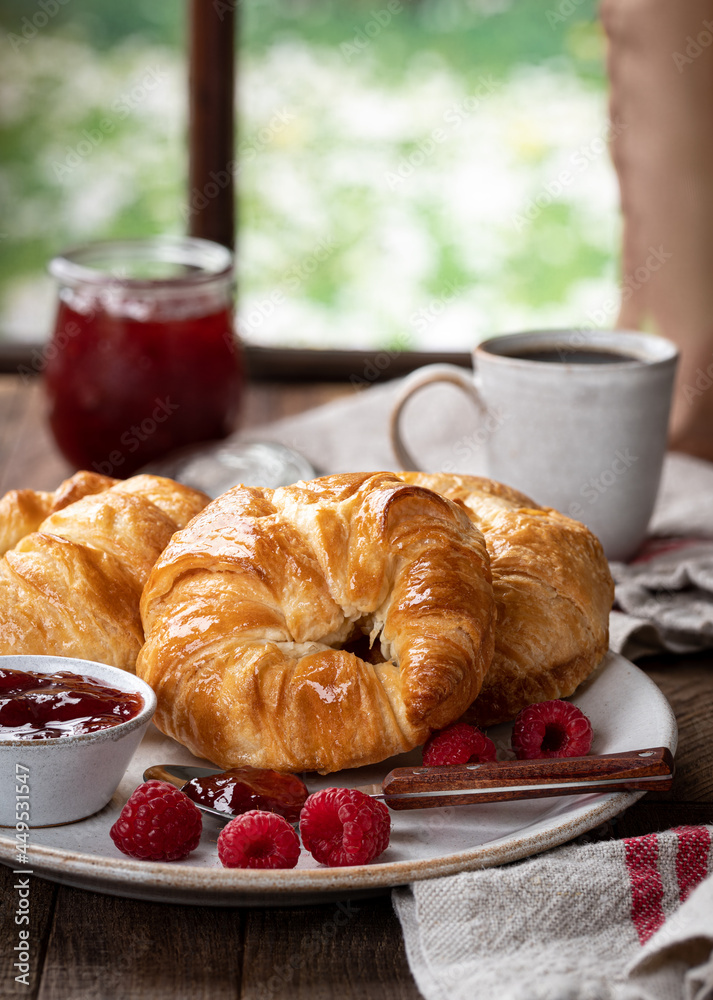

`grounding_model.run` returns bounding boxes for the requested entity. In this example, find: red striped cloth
[394,825,713,1000]
[624,826,711,944]
[625,833,666,944]
[674,826,711,904]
